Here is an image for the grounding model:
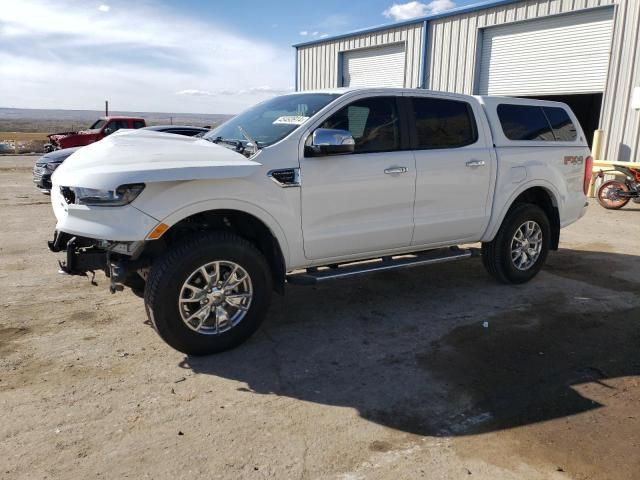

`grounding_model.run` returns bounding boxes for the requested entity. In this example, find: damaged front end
[48,230,150,294]
[47,130,100,151]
